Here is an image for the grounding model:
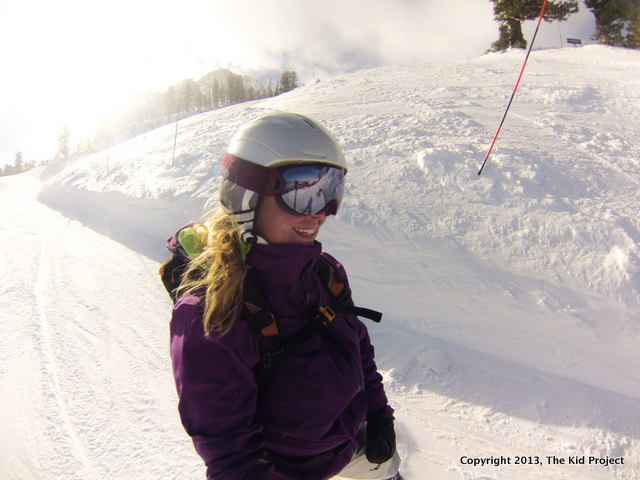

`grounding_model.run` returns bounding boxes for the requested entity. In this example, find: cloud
[191,0,497,81]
